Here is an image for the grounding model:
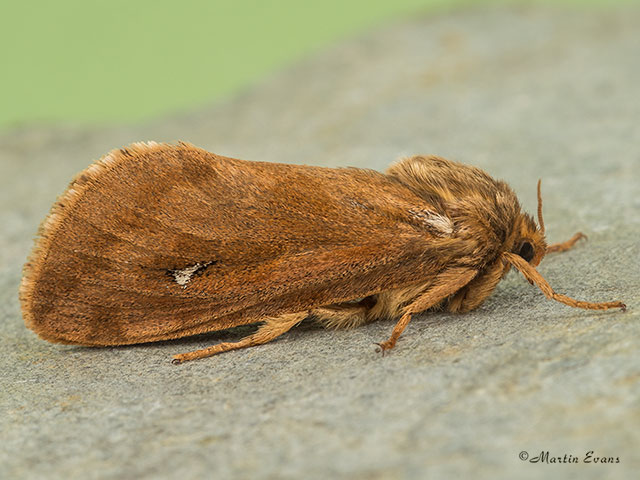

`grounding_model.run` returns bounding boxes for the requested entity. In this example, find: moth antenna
[537,179,545,235]
[502,252,625,311]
